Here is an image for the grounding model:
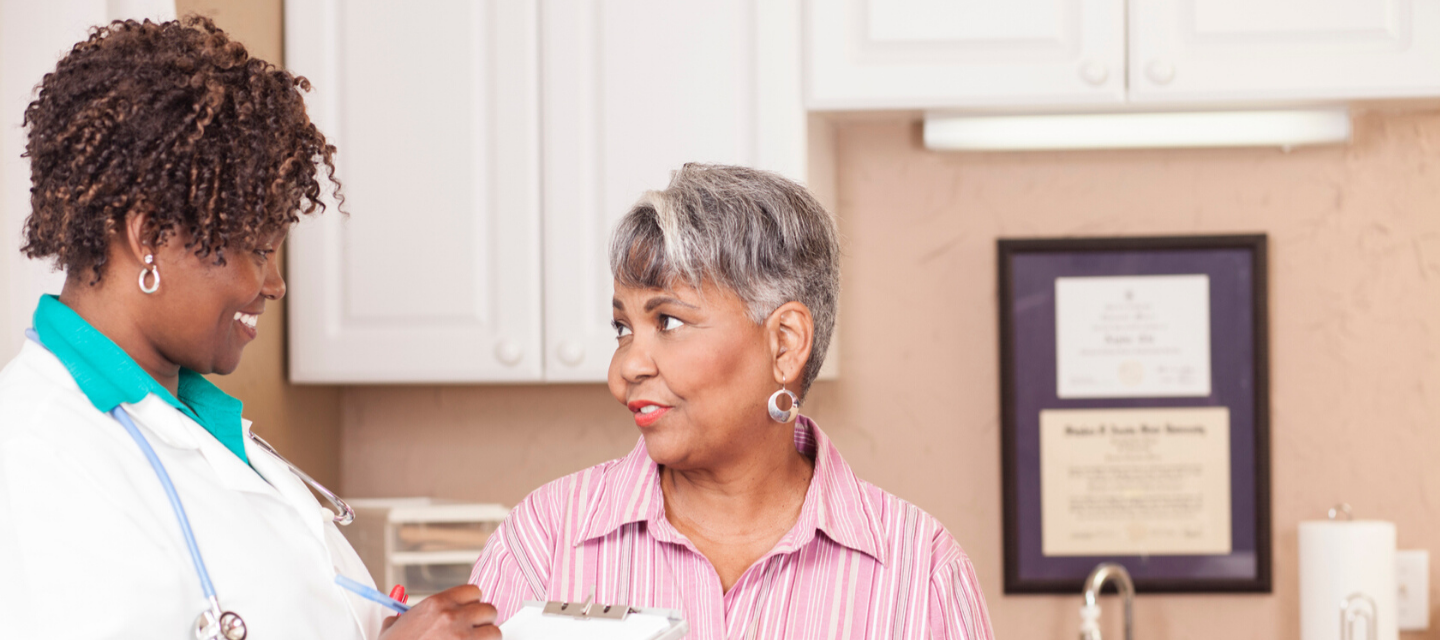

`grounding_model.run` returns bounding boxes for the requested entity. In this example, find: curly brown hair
[21,15,339,283]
